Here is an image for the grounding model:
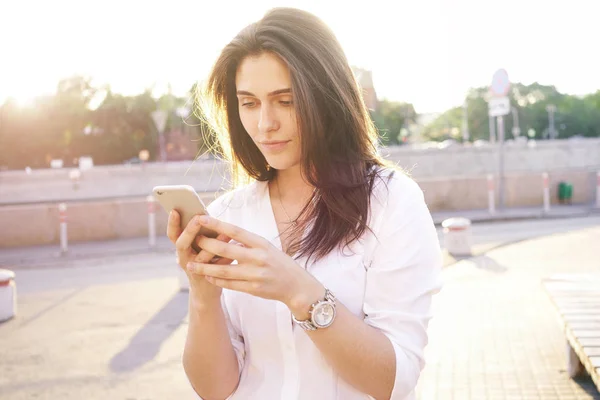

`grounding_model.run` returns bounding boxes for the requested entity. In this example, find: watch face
[312,302,336,328]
